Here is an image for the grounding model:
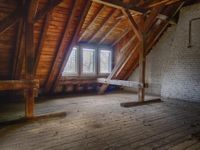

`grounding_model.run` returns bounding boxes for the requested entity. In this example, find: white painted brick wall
[125,3,200,102]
